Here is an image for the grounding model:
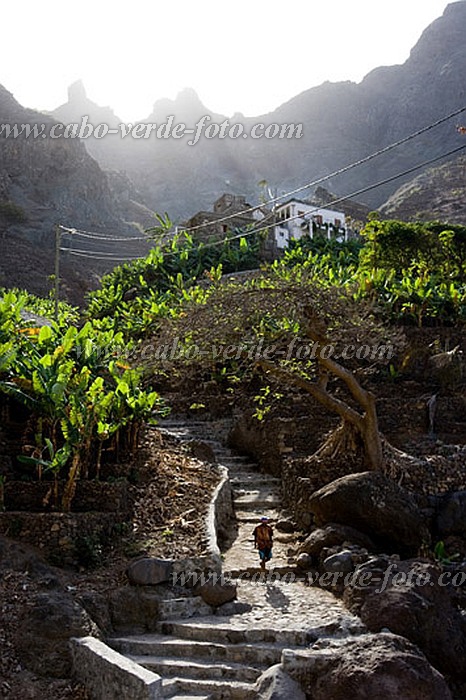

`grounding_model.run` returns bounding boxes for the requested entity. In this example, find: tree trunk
[359,390,384,470]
